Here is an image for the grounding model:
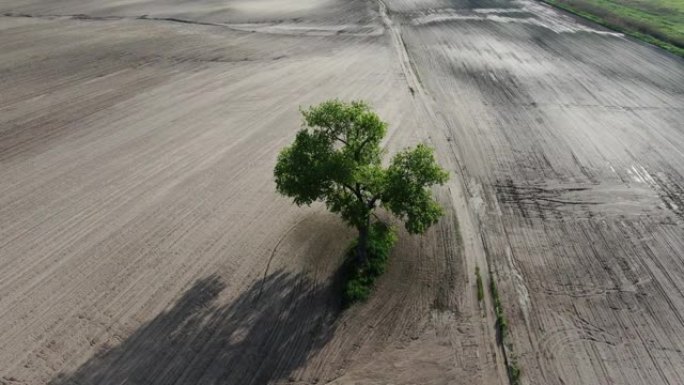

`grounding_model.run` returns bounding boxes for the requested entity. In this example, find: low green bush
[344,275,373,303]
[343,222,397,304]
